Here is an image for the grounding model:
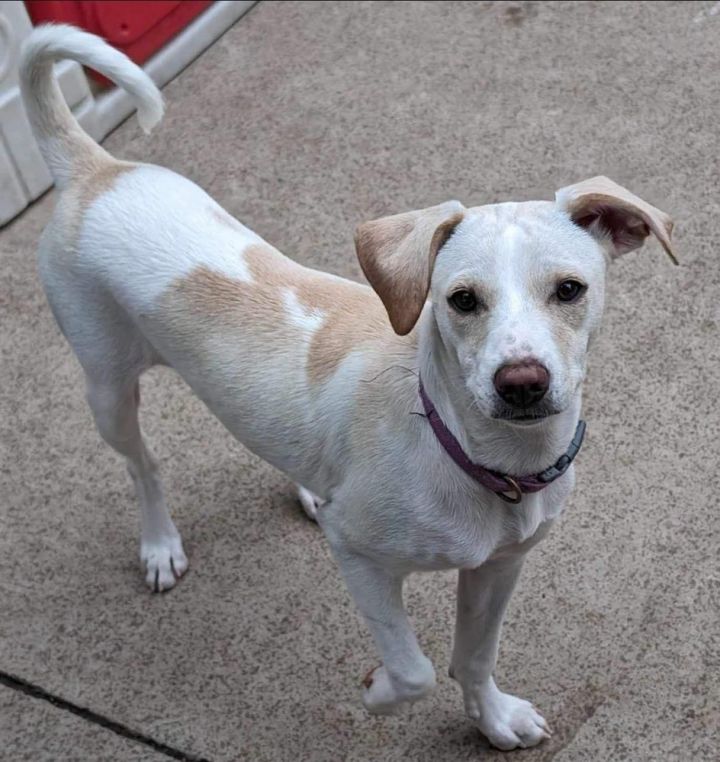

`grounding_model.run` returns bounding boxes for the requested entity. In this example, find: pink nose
[493,360,550,408]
